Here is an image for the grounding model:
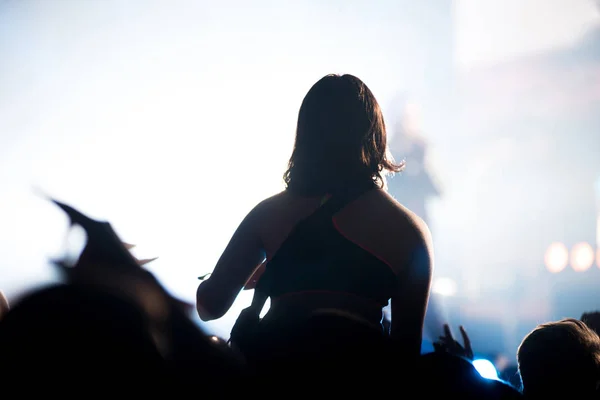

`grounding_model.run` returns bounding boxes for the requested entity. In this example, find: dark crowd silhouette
[1,74,599,399]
